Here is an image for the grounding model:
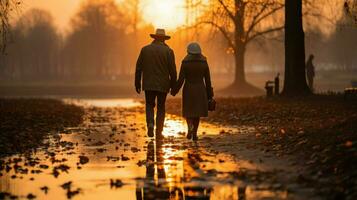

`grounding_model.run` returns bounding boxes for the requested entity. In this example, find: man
[306,54,315,92]
[135,29,177,139]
